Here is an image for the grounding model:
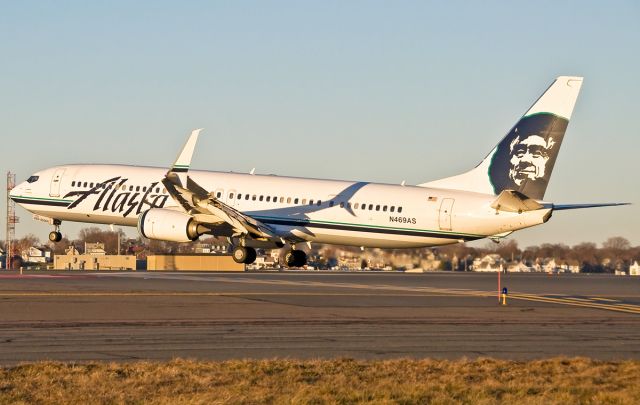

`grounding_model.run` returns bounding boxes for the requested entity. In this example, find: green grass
[1,358,639,404]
